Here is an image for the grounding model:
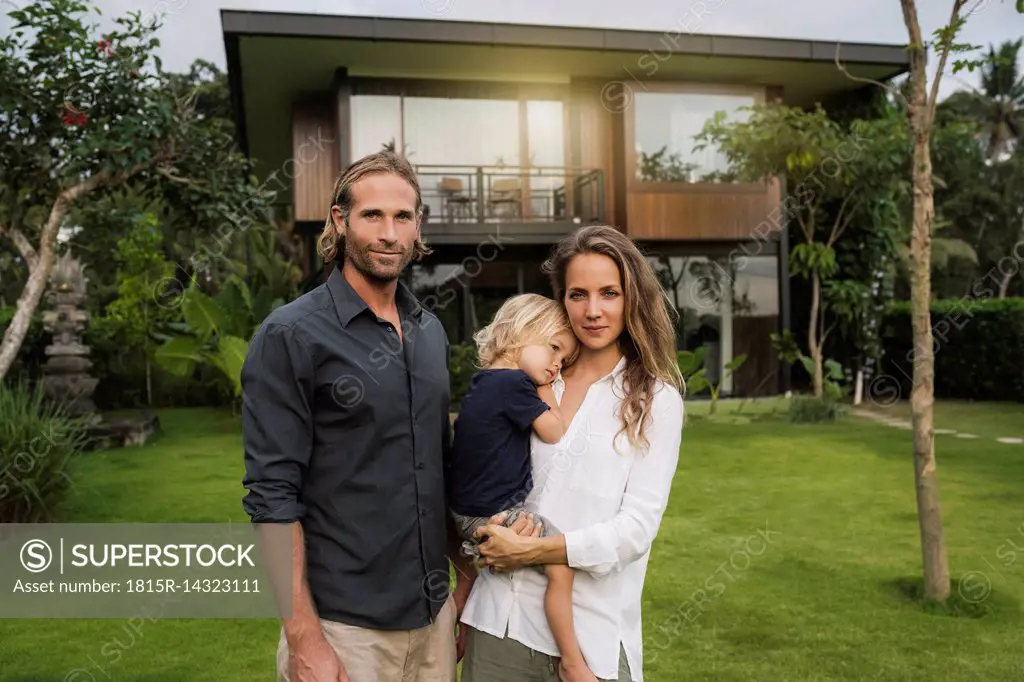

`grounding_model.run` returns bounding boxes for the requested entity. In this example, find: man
[241,150,476,681]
